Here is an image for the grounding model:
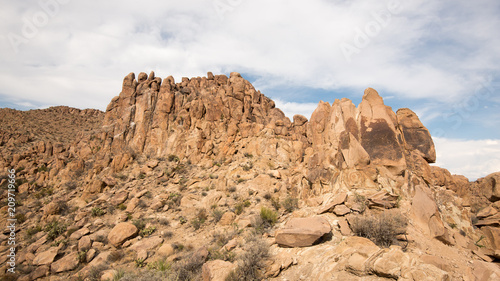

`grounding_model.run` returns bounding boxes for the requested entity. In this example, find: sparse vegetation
[132,219,147,232]
[135,258,146,268]
[168,154,180,162]
[349,210,408,247]
[108,250,125,262]
[225,235,269,281]
[140,226,156,237]
[270,197,281,210]
[91,207,105,217]
[78,250,88,263]
[283,196,298,213]
[26,225,42,239]
[259,207,278,227]
[212,208,224,223]
[44,220,67,241]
